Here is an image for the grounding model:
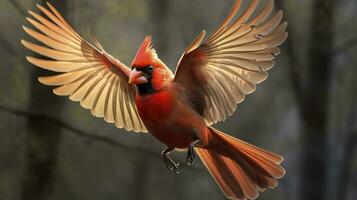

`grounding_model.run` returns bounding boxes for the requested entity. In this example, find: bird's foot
[186,140,200,165]
[161,148,180,174]
[186,147,195,165]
